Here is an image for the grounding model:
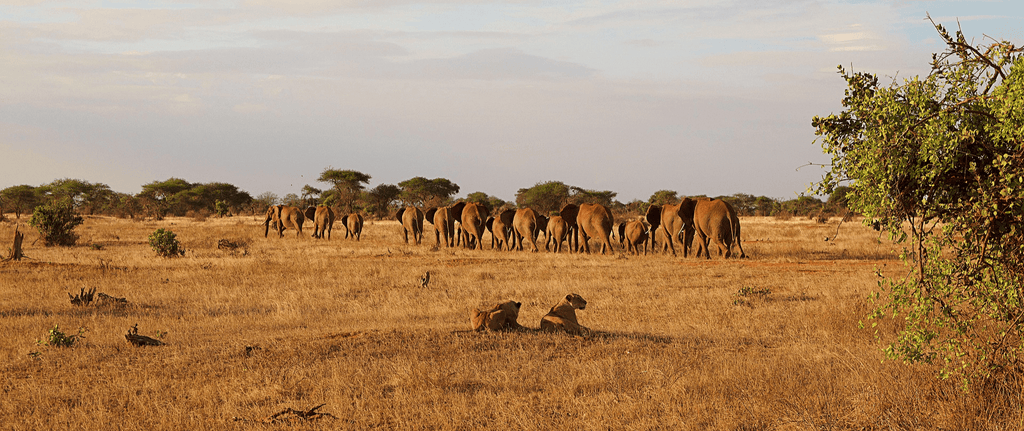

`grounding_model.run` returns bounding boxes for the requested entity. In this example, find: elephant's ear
[425,207,437,223]
[450,201,466,221]
[485,216,494,232]
[678,198,697,222]
[396,207,406,222]
[559,204,579,224]
[500,209,515,224]
[645,205,662,230]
